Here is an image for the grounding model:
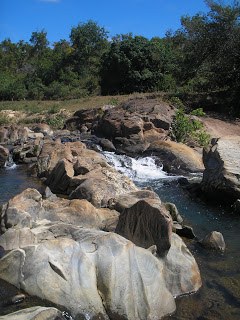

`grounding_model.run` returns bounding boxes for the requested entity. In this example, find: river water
[104,152,240,320]
[0,155,240,319]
